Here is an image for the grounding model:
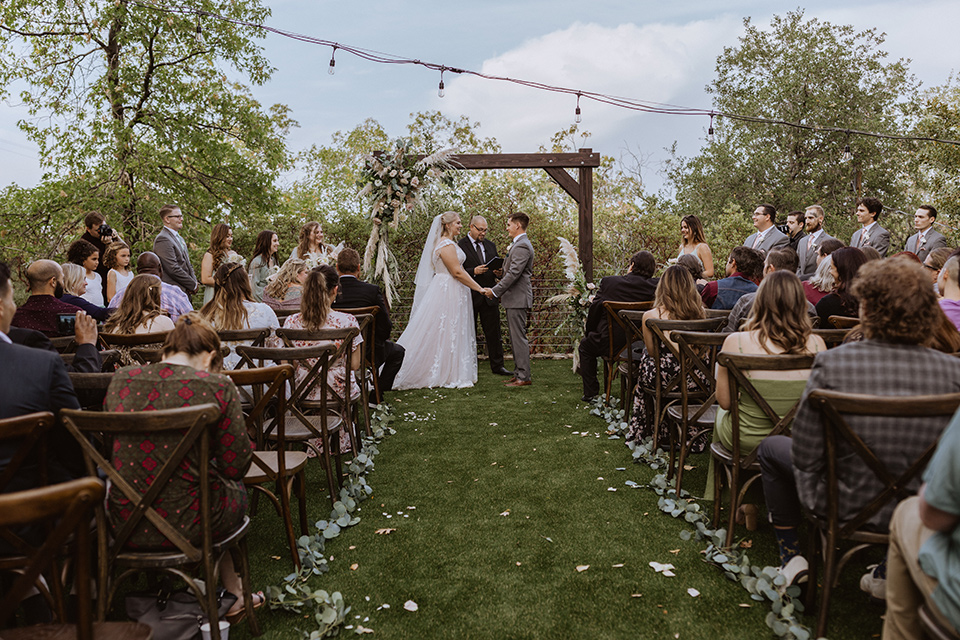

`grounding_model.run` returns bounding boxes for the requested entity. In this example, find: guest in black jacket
[332,248,404,401]
[577,251,660,401]
[458,215,511,376]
